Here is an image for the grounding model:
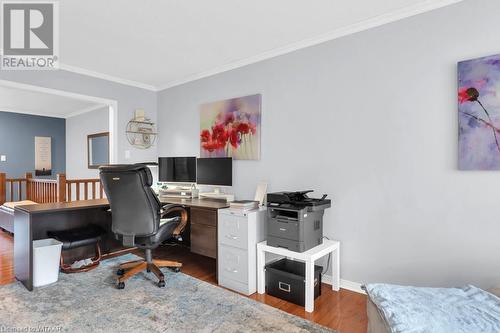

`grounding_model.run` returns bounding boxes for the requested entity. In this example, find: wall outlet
[125,150,131,160]
[0,155,6,162]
